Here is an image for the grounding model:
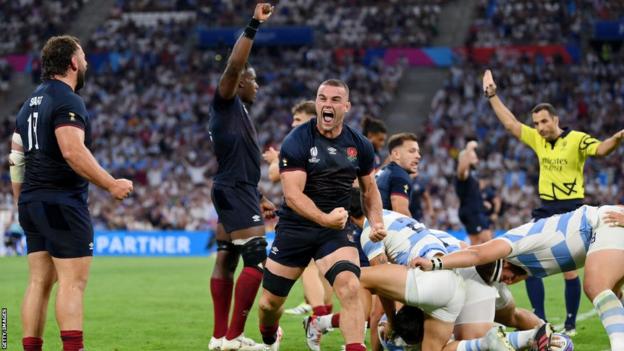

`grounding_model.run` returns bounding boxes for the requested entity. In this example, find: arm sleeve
[360,227,385,260]
[279,131,308,172]
[519,124,539,151]
[390,173,410,198]
[578,132,601,157]
[53,96,87,130]
[357,137,375,177]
